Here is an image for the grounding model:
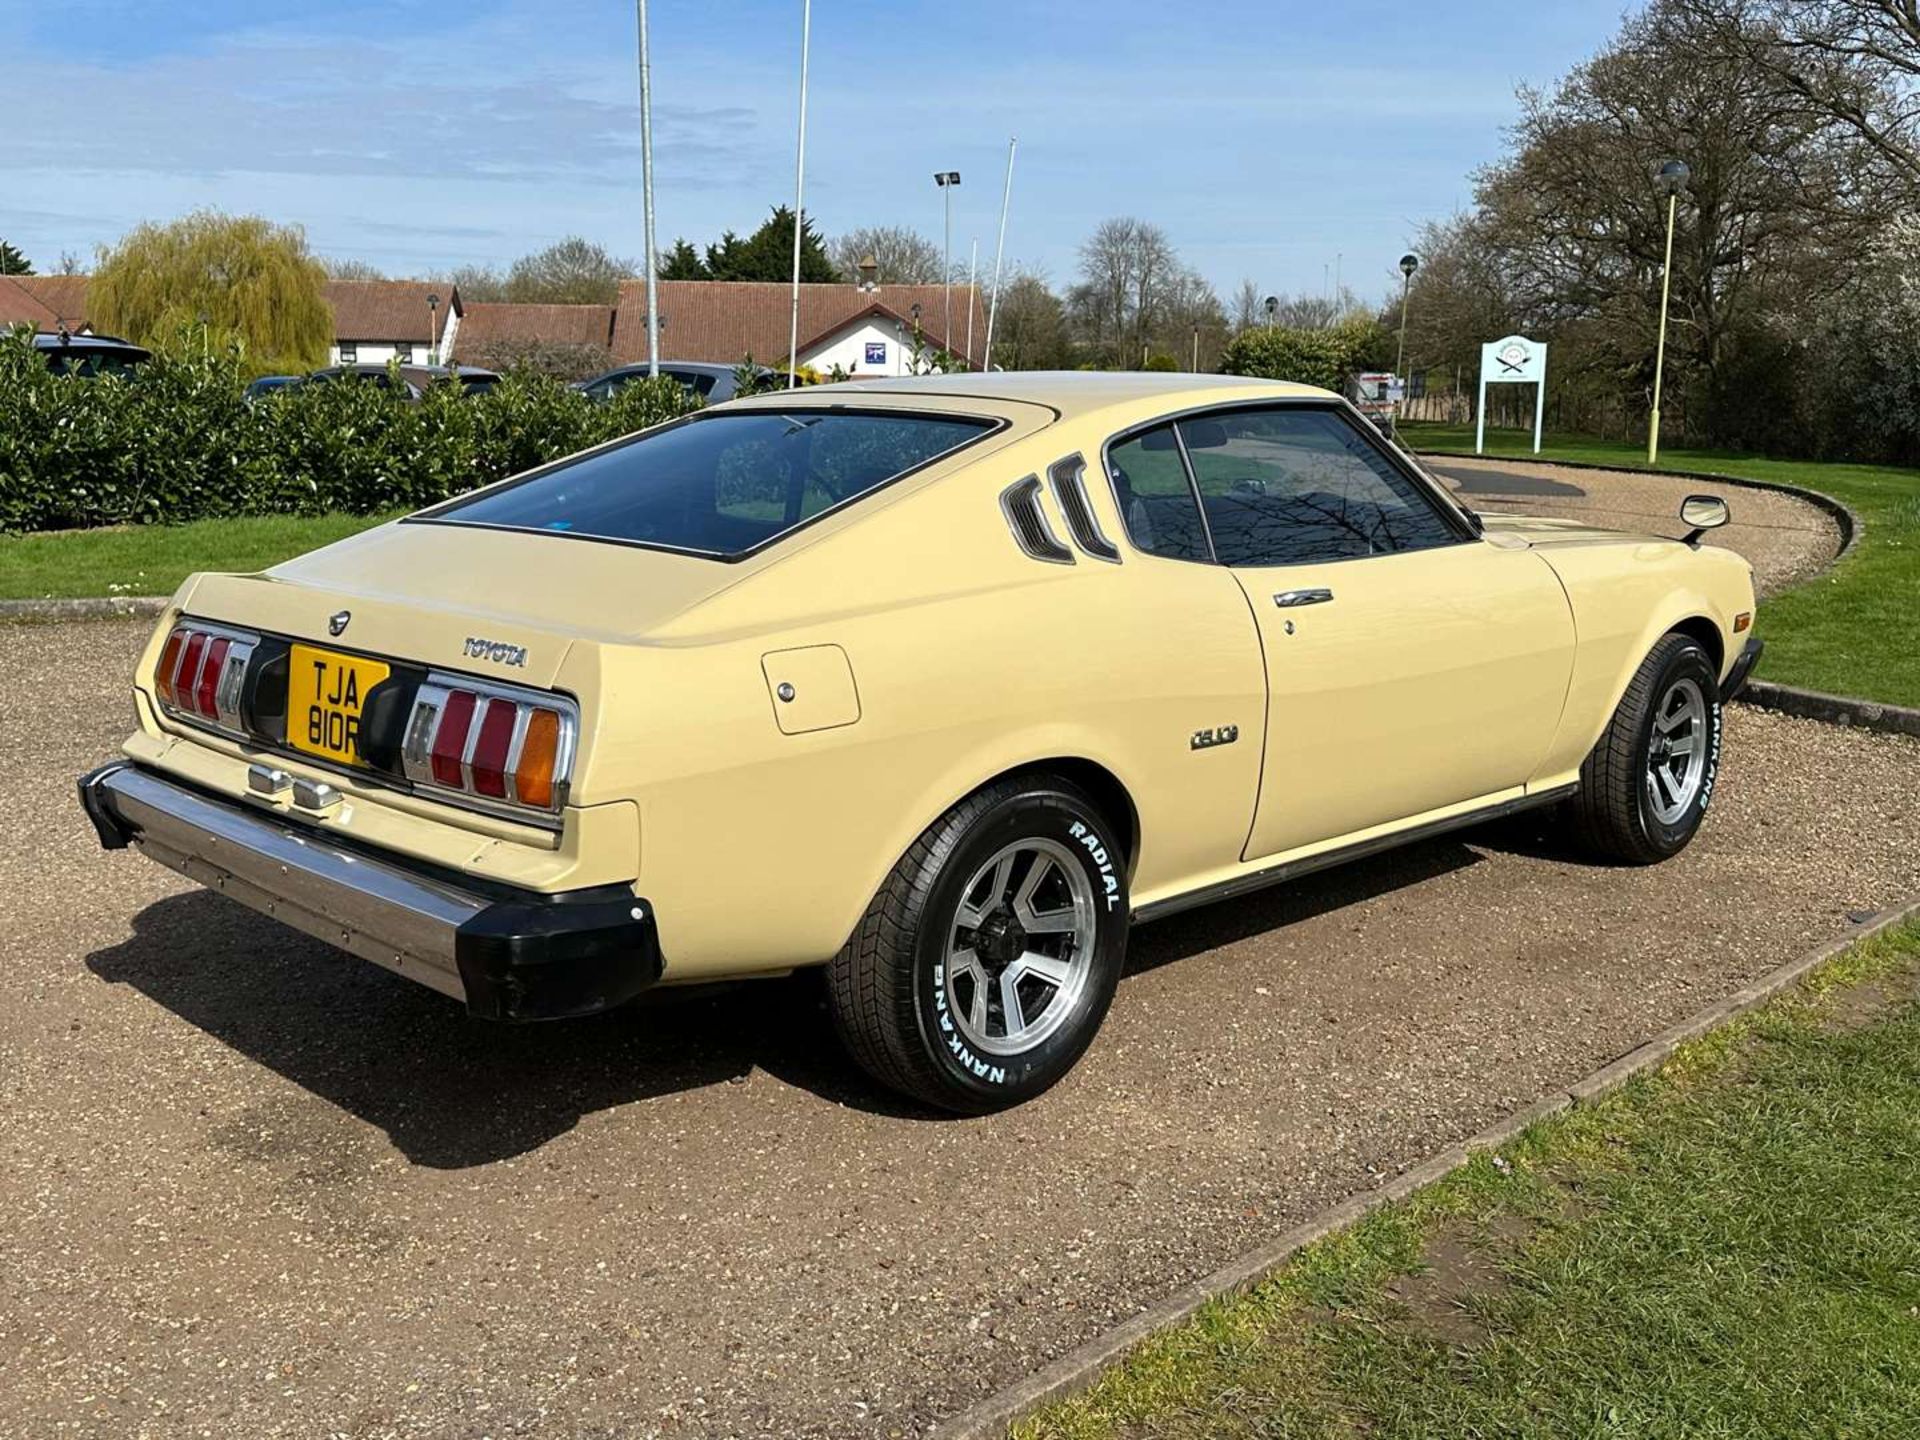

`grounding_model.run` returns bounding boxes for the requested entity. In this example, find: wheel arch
[1666,613,1725,678]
